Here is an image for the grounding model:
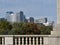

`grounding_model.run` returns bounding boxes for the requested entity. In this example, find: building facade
[28,17,34,23]
[6,11,26,23]
[35,18,47,23]
[16,11,25,22]
[6,11,17,22]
